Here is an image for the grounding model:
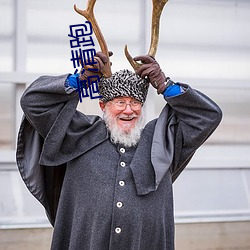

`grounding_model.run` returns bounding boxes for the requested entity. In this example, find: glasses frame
[108,99,143,111]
